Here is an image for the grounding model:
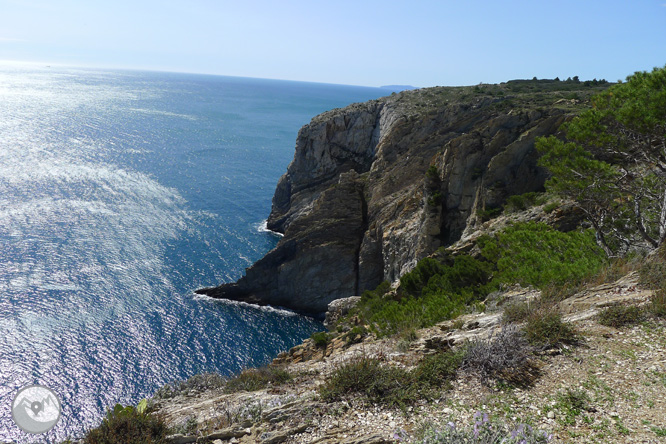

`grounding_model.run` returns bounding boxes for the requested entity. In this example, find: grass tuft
[224,366,292,393]
[523,309,580,349]
[597,305,645,328]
